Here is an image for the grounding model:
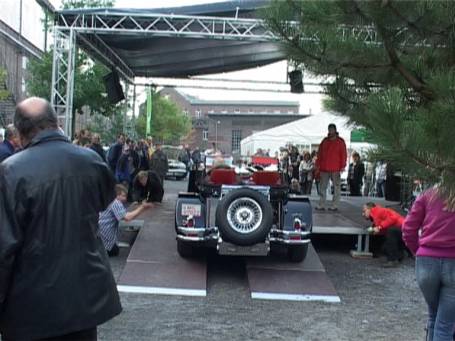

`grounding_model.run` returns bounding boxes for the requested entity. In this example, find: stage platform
[310,196,400,256]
